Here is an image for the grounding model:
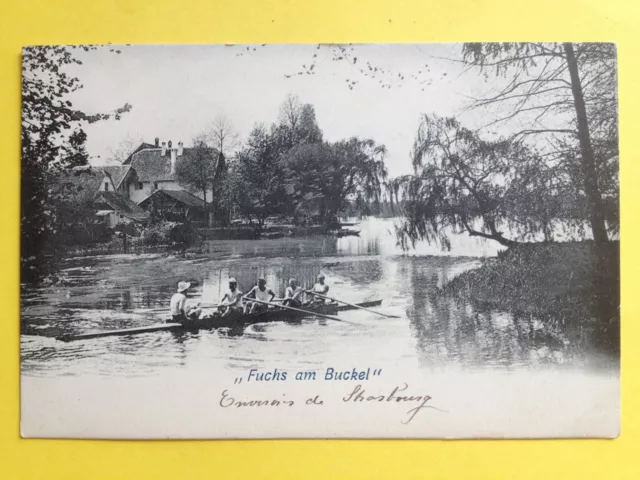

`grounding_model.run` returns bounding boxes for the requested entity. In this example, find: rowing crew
[169,275,330,323]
